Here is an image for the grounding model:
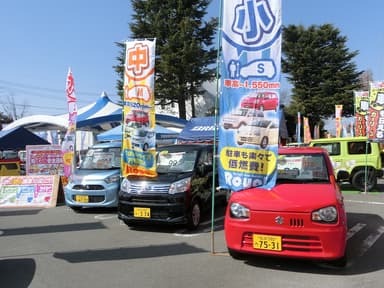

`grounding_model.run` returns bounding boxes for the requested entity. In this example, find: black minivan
[118,143,224,229]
